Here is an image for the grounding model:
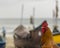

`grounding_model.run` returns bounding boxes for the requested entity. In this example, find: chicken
[40,21,60,48]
